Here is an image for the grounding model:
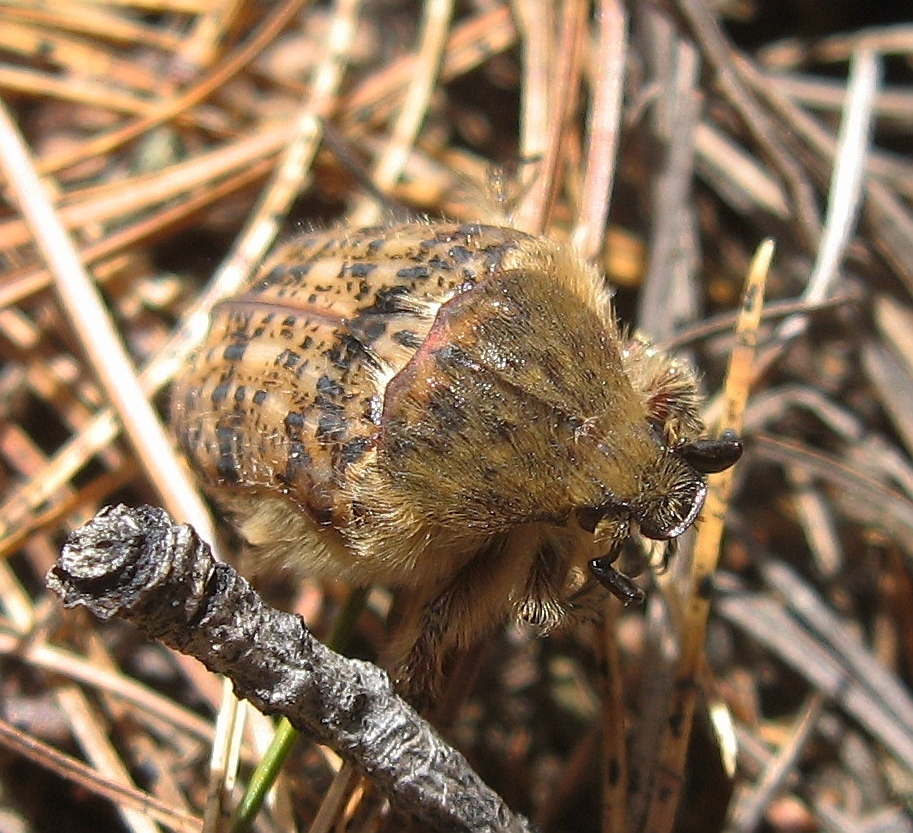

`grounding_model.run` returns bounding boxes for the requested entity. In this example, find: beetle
[170,222,741,696]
